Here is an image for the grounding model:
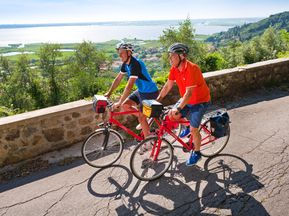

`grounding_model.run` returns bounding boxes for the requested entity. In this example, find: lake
[0,18,262,47]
